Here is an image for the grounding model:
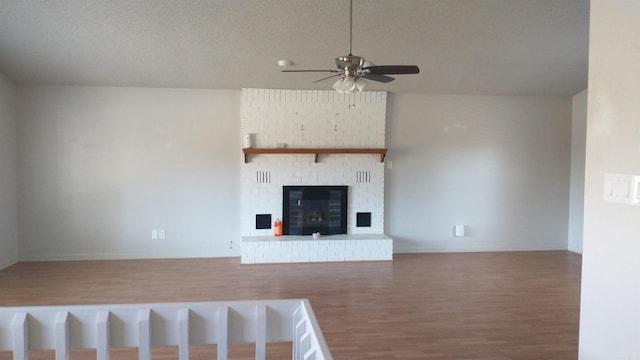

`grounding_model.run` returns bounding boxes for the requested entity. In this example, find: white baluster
[96,311,110,360]
[303,347,317,360]
[137,309,150,360]
[294,317,307,360]
[255,305,266,360]
[178,308,189,360]
[300,329,312,359]
[55,311,69,360]
[217,306,228,360]
[12,312,28,360]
